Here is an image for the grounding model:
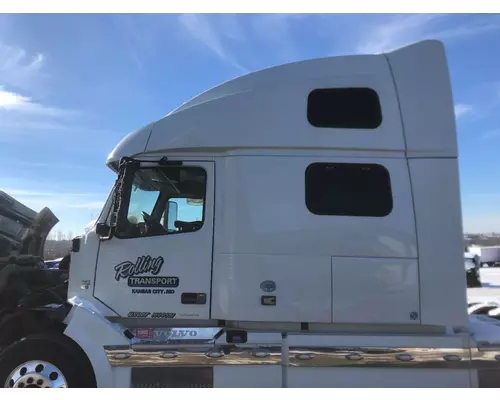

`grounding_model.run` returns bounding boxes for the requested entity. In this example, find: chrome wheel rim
[5,360,68,388]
